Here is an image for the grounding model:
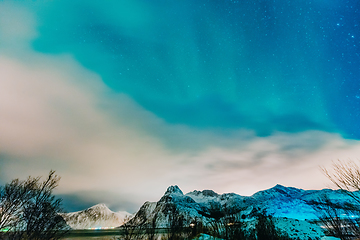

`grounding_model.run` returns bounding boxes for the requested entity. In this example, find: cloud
[1,1,360,213]
[1,50,360,211]
[170,131,360,196]
[0,52,178,205]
